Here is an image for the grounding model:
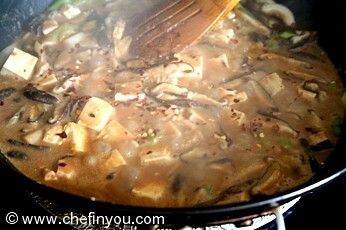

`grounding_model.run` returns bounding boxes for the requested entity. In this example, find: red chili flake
[0,101,4,106]
[89,113,96,118]
[233,99,240,103]
[58,162,67,167]
[146,151,153,155]
[231,39,239,44]
[272,124,280,132]
[56,131,68,139]
[47,69,53,75]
